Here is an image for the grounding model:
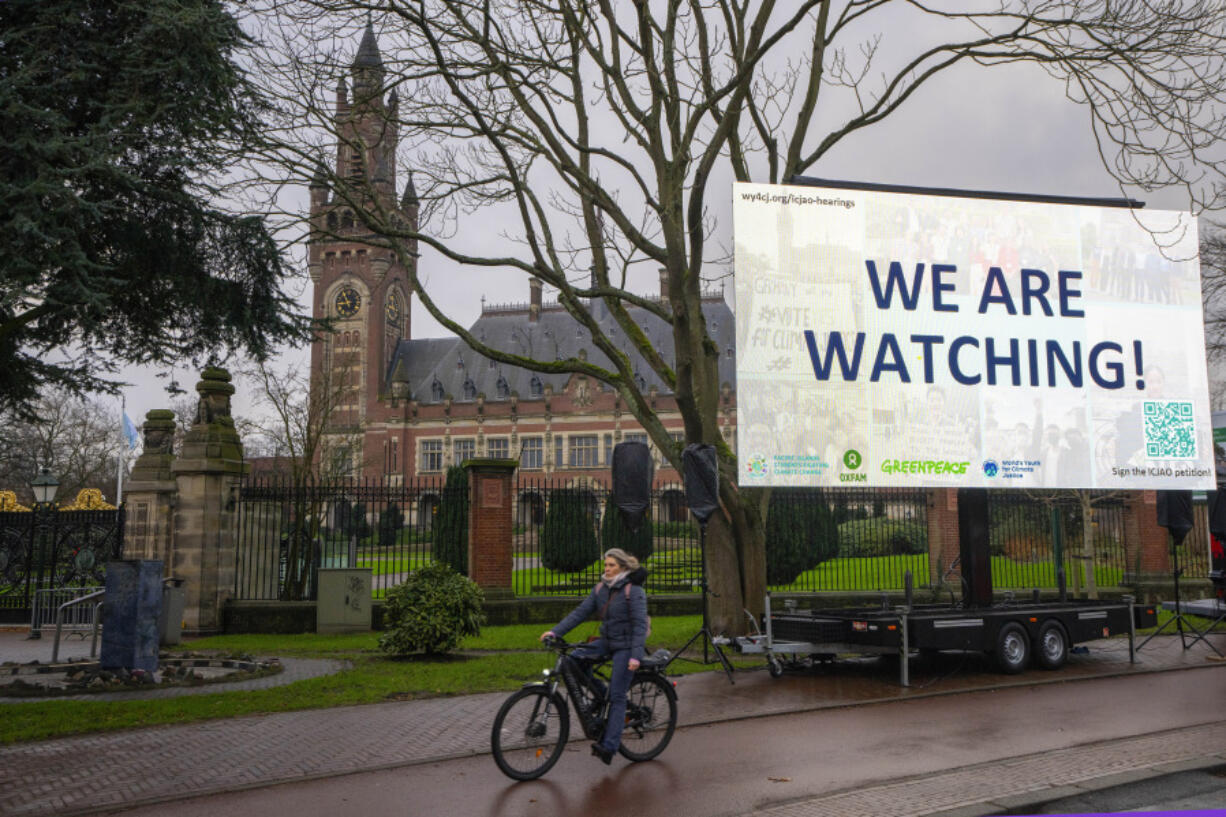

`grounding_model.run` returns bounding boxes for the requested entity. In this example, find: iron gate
[0,508,125,624]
